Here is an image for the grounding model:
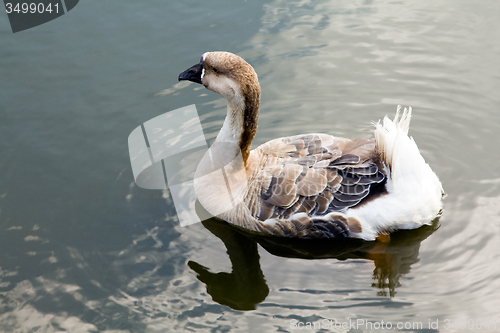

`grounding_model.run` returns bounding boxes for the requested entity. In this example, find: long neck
[214,83,260,167]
